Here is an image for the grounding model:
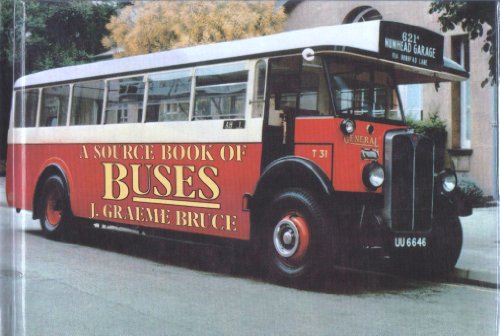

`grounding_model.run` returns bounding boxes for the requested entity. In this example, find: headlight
[340,118,356,135]
[439,170,457,193]
[363,162,385,190]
